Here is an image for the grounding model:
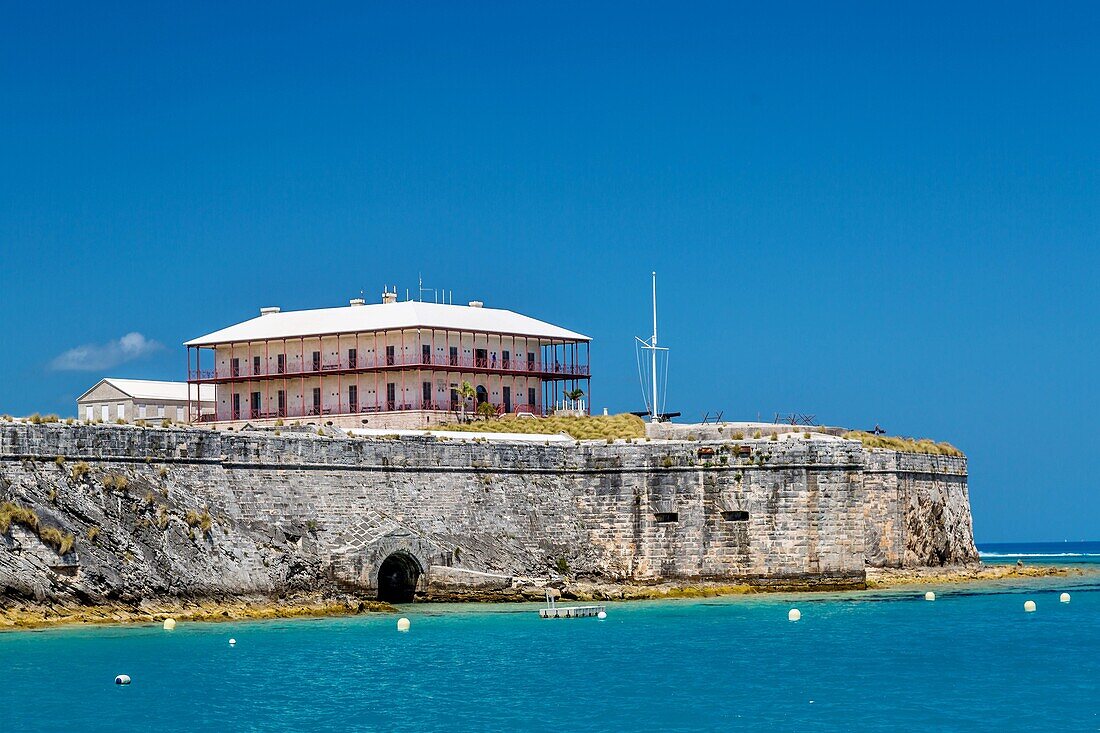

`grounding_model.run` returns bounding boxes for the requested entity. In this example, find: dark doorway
[377,552,421,602]
[475,385,488,405]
